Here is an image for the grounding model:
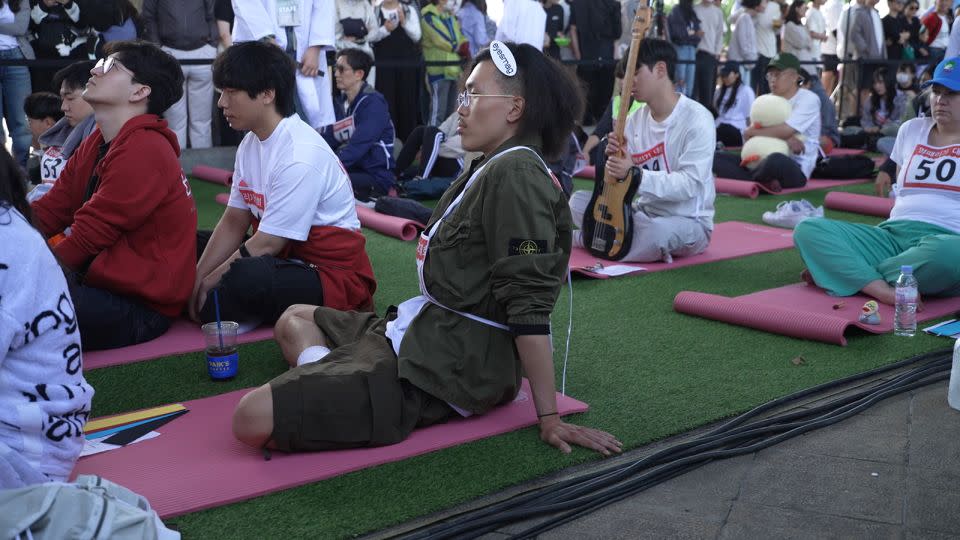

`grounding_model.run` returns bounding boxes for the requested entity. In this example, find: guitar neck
[612,5,652,146]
